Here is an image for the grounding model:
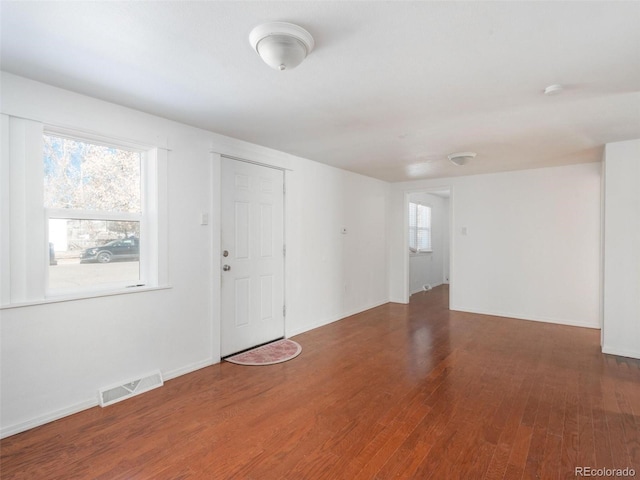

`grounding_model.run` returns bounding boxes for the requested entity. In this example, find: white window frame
[409,202,432,254]
[0,115,168,307]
